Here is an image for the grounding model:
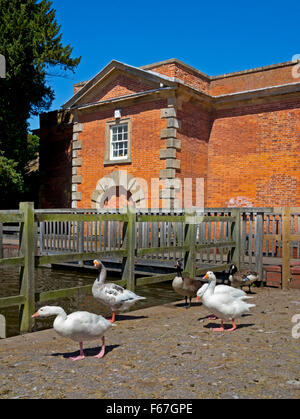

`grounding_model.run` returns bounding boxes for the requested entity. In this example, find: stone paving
[0,287,300,399]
